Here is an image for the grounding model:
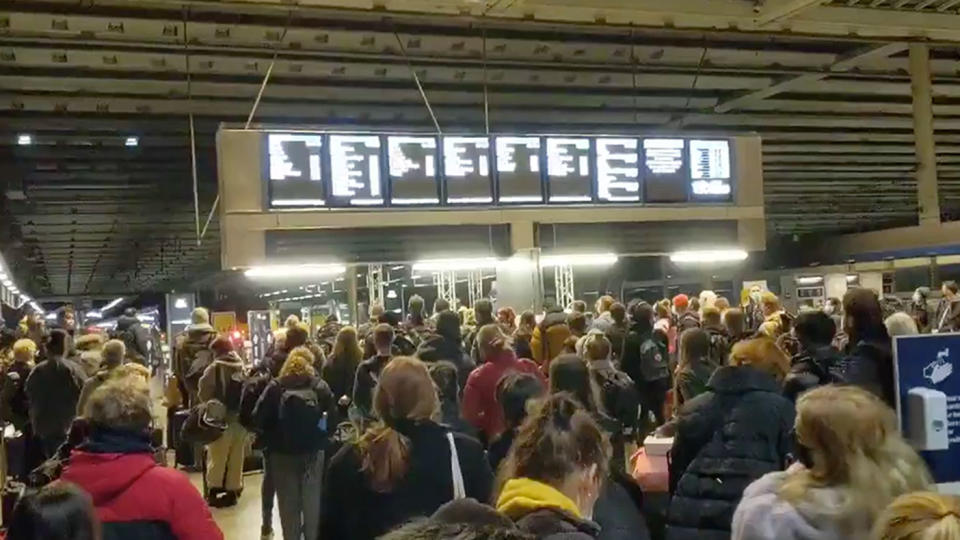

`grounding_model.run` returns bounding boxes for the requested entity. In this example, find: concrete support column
[910,43,941,226]
[510,220,536,251]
